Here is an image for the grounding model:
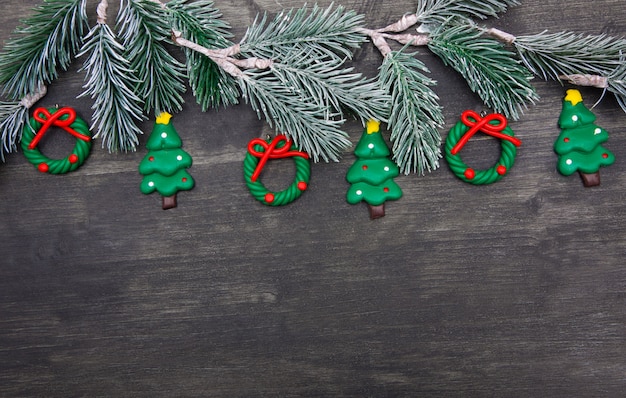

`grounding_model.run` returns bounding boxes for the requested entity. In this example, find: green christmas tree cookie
[554,89,615,187]
[139,113,194,209]
[346,120,402,219]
